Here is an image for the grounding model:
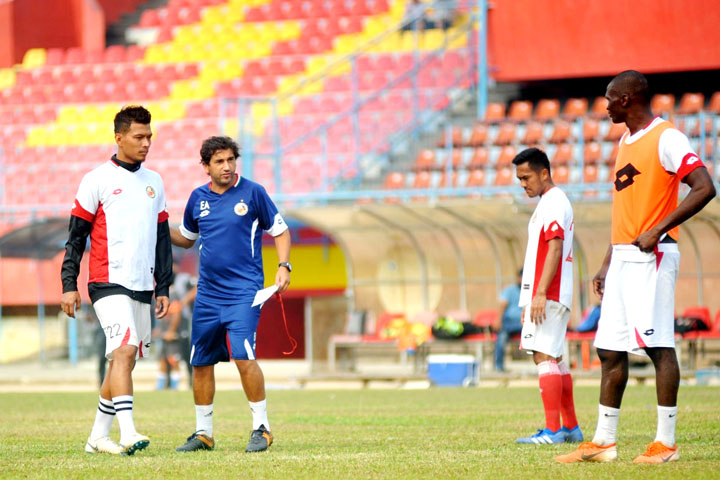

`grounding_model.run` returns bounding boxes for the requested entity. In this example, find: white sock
[196,404,214,437]
[89,396,115,439]
[113,395,138,444]
[249,399,269,431]
[592,404,620,446]
[655,405,677,447]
